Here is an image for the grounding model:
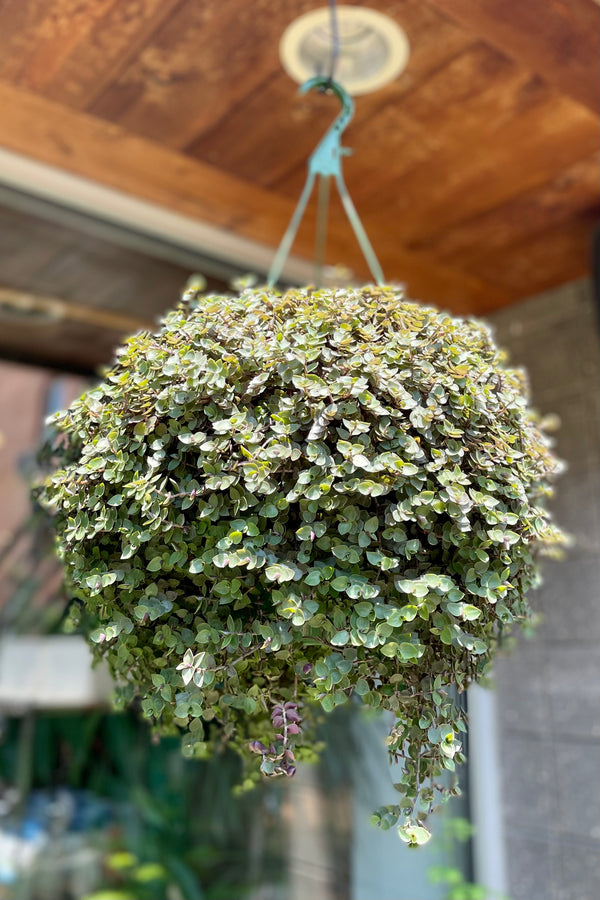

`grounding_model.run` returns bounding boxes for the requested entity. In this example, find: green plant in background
[427,816,508,900]
[35,285,564,842]
[83,851,171,900]
[0,710,287,899]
